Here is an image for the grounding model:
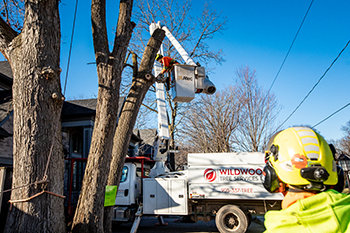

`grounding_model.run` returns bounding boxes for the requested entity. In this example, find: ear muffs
[263,162,280,193]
